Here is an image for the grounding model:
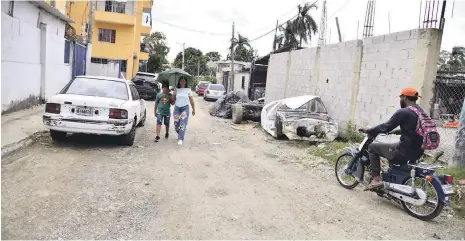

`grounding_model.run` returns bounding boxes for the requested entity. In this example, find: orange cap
[400,87,421,98]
